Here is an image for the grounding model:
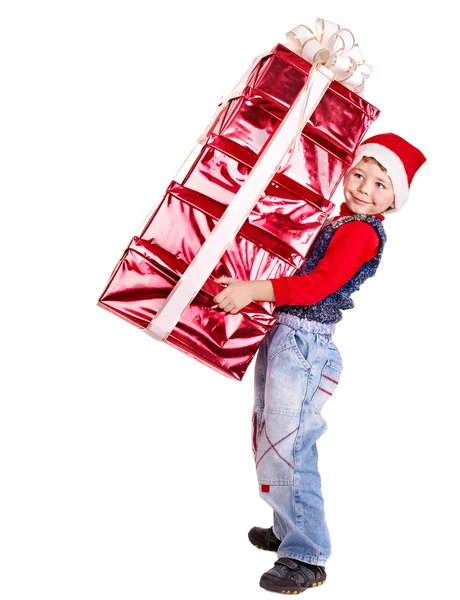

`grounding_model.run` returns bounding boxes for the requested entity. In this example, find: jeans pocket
[311,359,343,414]
[290,329,313,371]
